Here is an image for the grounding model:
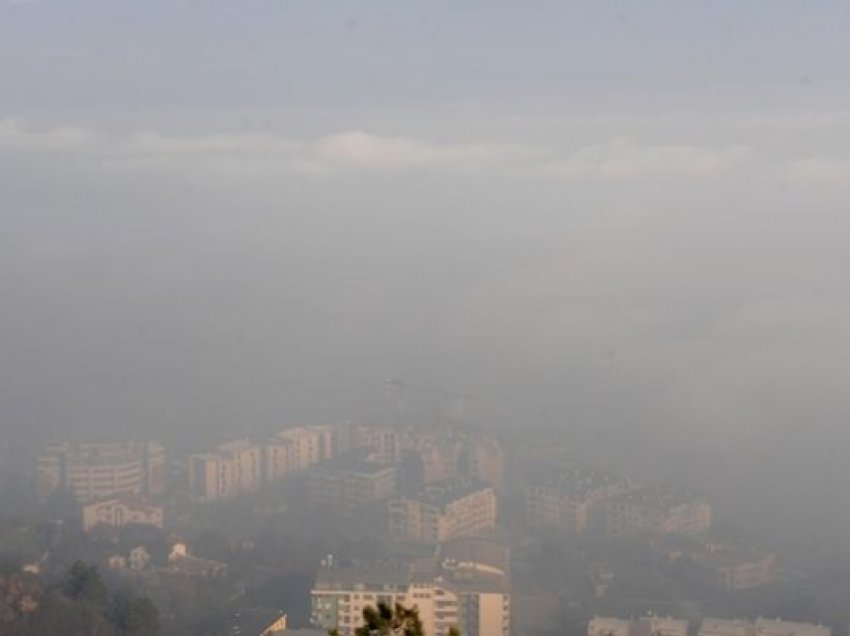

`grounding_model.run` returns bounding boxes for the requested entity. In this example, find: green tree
[329,601,460,636]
